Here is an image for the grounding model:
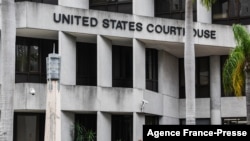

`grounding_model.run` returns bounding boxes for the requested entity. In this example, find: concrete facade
[0,1,248,141]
